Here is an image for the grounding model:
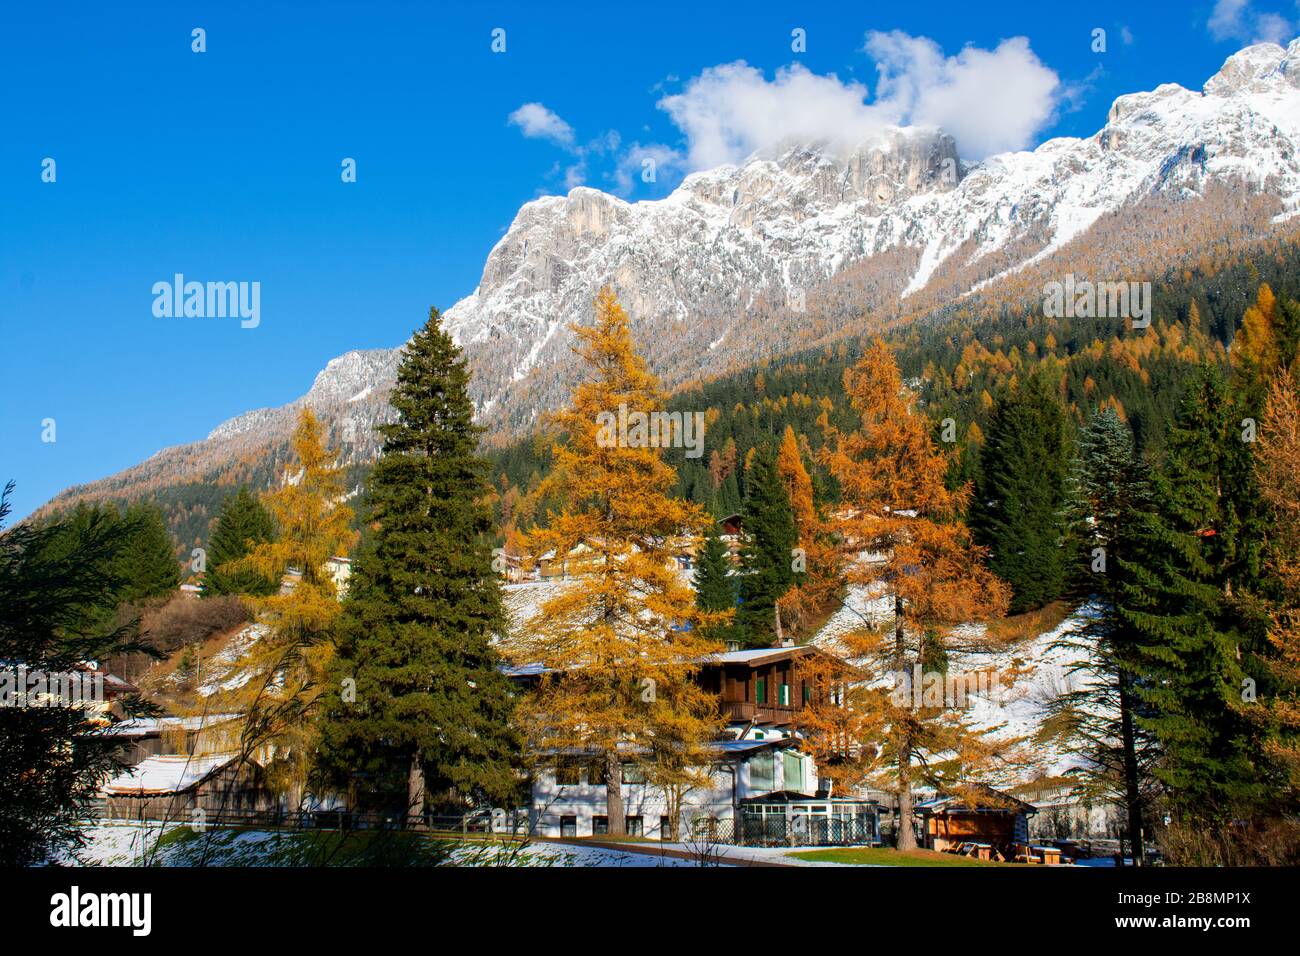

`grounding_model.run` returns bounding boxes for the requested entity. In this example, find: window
[625,815,643,836]
[587,760,607,786]
[593,815,609,835]
[802,685,811,705]
[750,752,776,790]
[779,683,791,706]
[559,815,577,838]
[659,815,671,839]
[784,751,804,792]
[554,759,581,786]
[755,678,767,704]
[622,764,646,785]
